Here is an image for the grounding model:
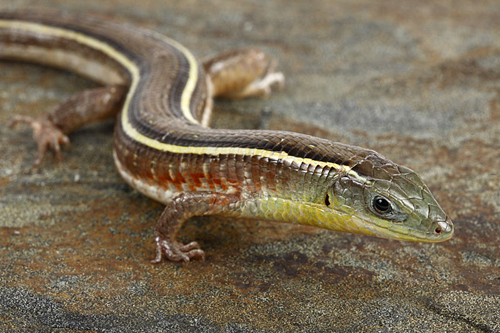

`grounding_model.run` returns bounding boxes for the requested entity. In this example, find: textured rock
[1,0,499,331]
